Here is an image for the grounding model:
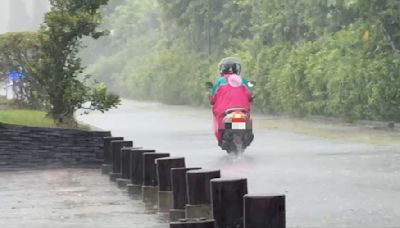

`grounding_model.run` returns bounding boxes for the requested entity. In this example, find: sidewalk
[0,168,168,228]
